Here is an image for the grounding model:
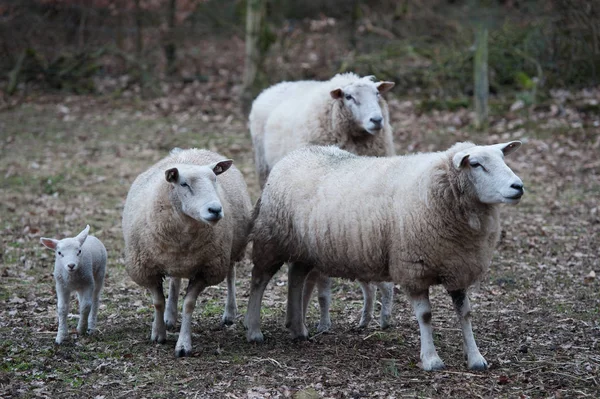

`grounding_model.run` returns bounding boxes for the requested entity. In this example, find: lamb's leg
[286,262,312,340]
[55,284,70,344]
[378,282,394,329]
[315,274,332,333]
[164,277,181,331]
[358,281,375,329]
[76,287,93,336]
[148,281,167,344]
[87,278,103,333]
[174,277,206,357]
[245,262,282,343]
[301,268,319,326]
[449,289,488,370]
[221,263,237,326]
[409,290,445,371]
